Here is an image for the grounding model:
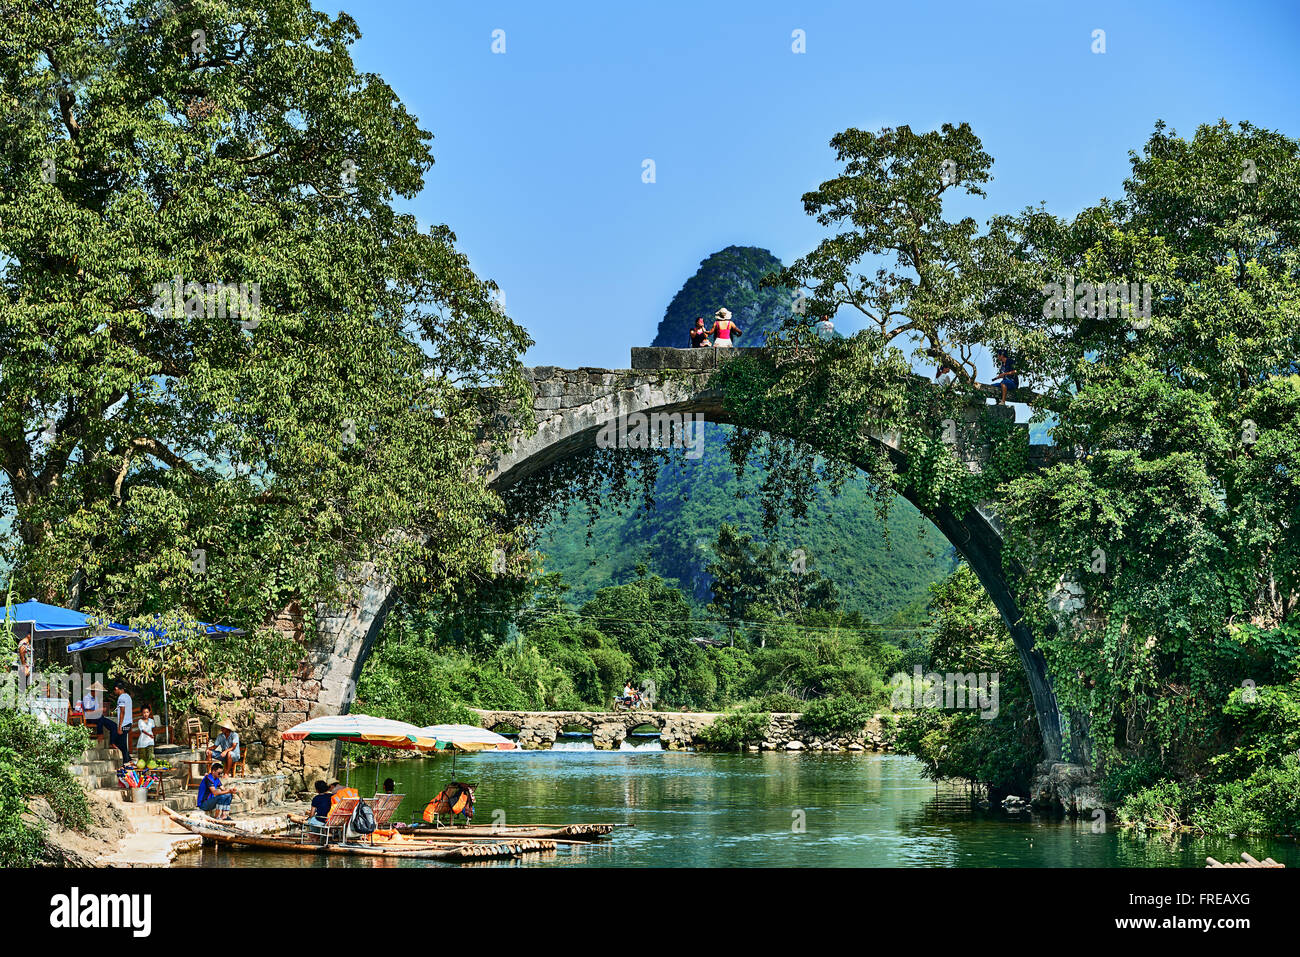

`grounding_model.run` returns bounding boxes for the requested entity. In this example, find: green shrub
[0,709,92,867]
[755,692,804,713]
[1100,754,1167,805]
[695,709,771,752]
[800,693,873,735]
[1116,779,1200,830]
